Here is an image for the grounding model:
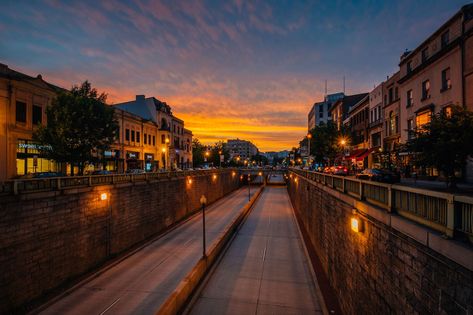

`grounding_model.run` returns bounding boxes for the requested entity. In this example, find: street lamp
[307,133,312,167]
[162,147,167,171]
[218,150,222,168]
[200,195,207,257]
[247,174,251,201]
